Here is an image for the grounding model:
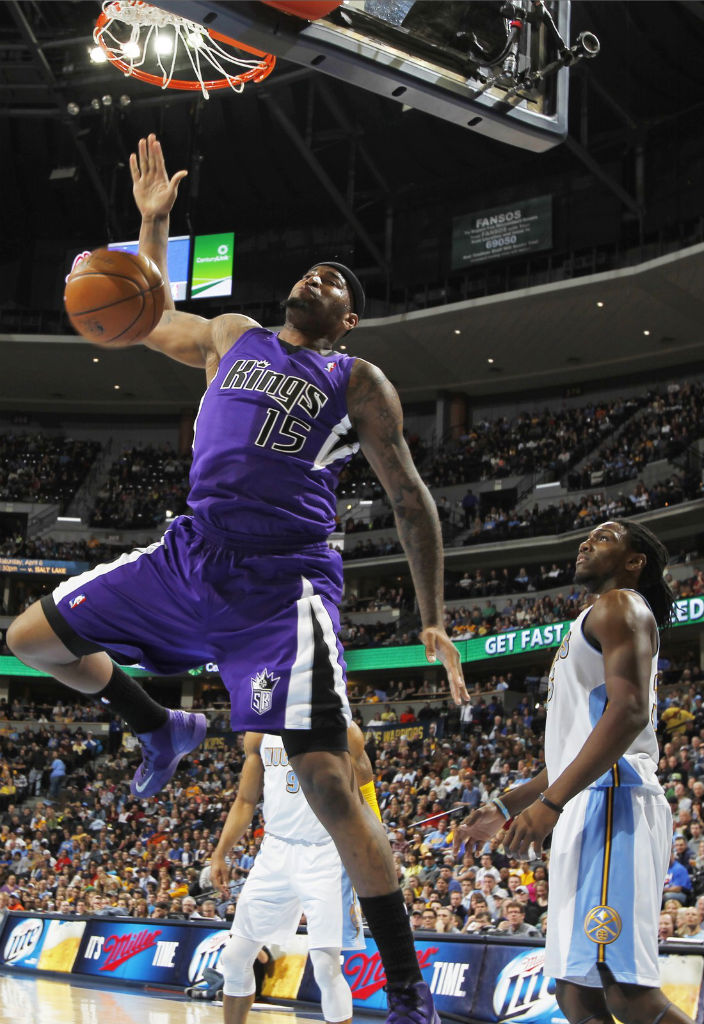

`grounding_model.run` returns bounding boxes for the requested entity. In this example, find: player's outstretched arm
[130,133,259,373]
[211,733,264,893]
[348,359,468,706]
